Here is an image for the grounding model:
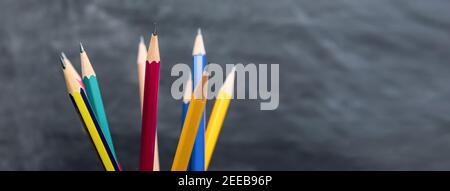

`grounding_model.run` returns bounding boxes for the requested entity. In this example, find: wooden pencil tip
[222,66,236,94]
[202,67,210,78]
[147,26,160,61]
[153,22,158,35]
[79,42,85,53]
[183,73,192,103]
[192,29,206,55]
